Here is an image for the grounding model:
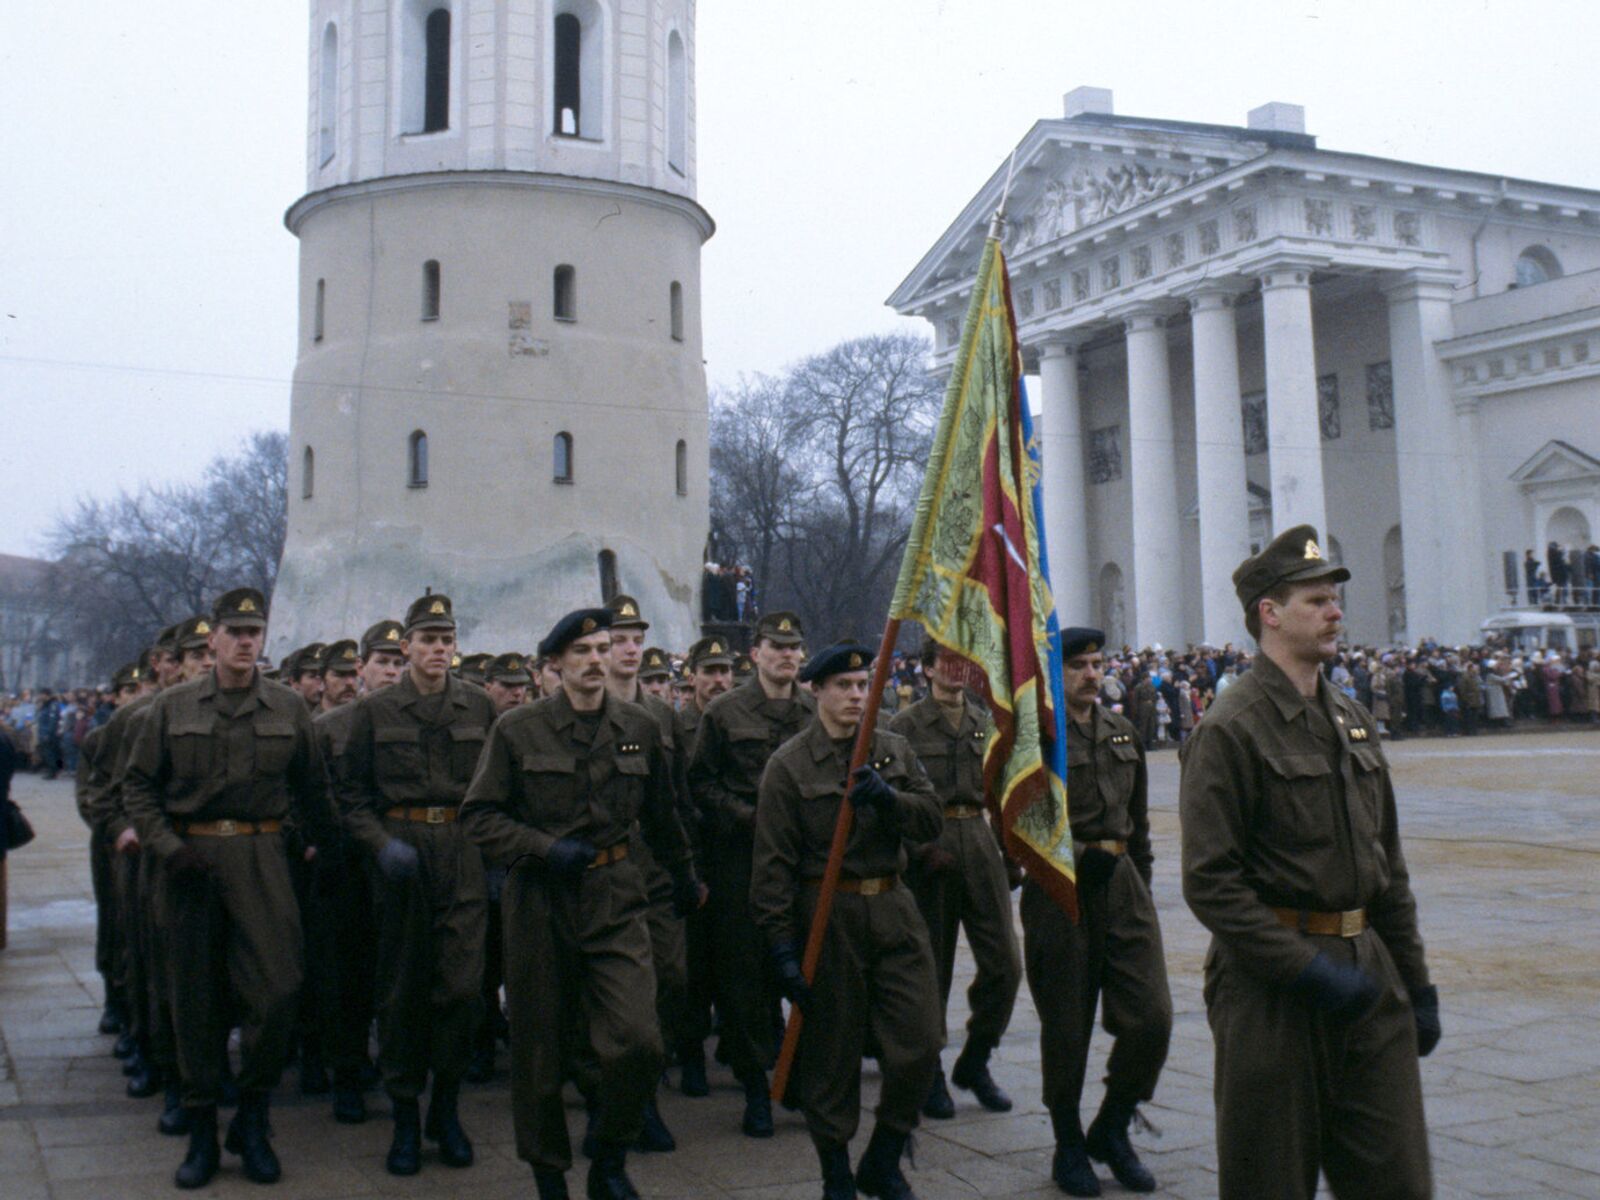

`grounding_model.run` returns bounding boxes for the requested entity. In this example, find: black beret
[1060,627,1106,660]
[539,608,613,659]
[797,641,875,685]
[1233,524,1349,613]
